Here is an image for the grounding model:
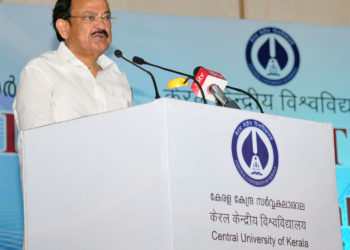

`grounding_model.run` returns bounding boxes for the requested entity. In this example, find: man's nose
[94,19,106,29]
